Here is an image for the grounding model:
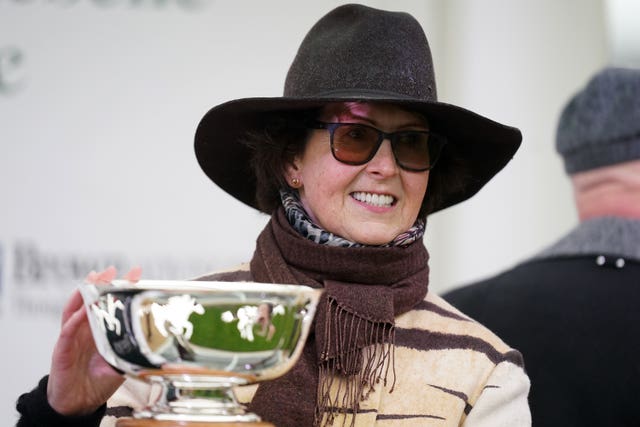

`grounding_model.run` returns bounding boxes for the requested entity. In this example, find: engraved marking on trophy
[221,303,285,342]
[91,294,125,335]
[80,281,321,424]
[151,294,205,340]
